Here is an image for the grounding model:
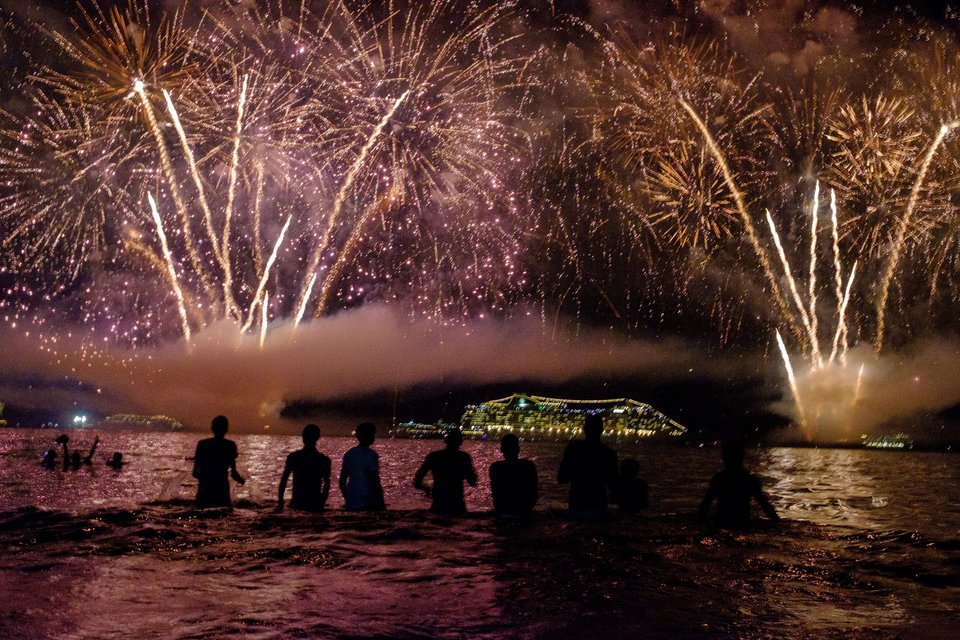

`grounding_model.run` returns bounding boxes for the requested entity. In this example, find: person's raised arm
[277,456,292,511]
[84,435,100,464]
